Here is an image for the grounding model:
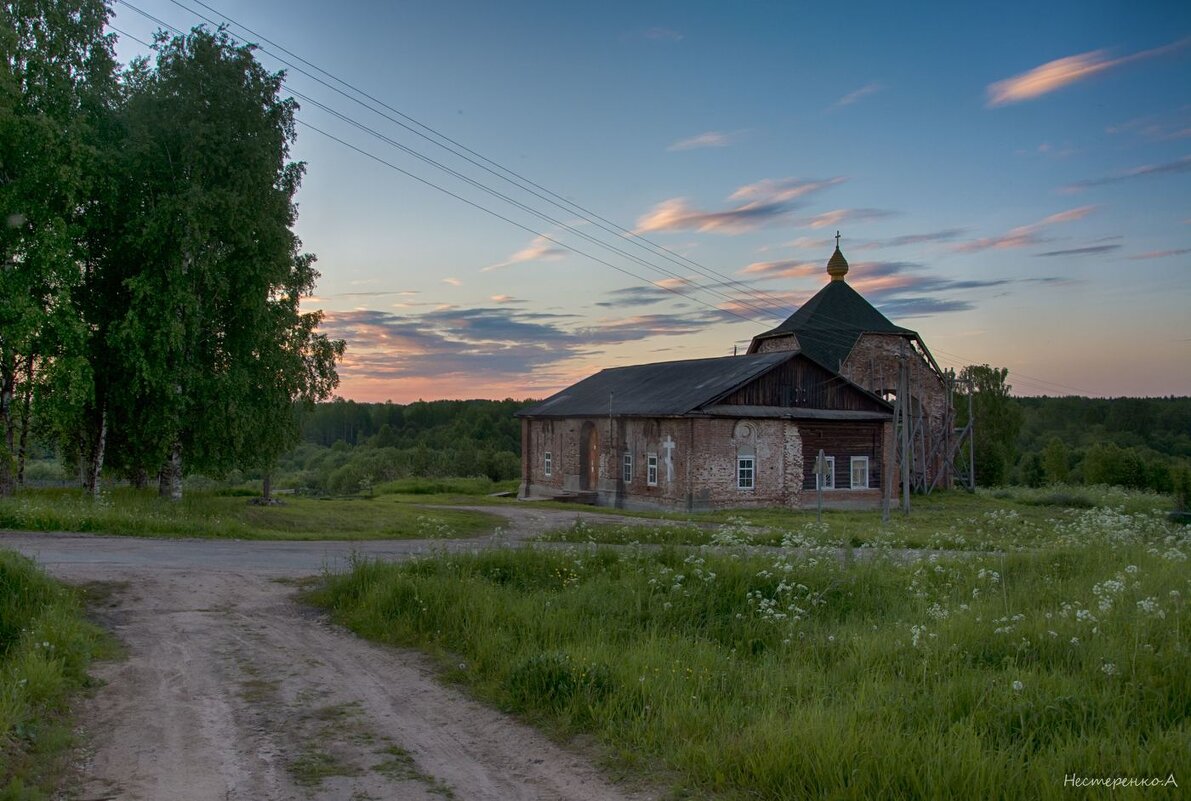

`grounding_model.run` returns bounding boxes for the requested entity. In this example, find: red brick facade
[520,415,892,512]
